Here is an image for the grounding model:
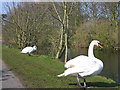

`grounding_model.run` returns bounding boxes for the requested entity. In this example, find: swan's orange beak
[98,43,103,48]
